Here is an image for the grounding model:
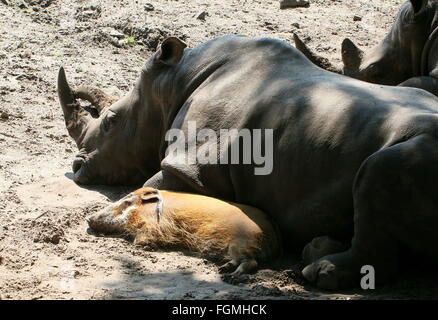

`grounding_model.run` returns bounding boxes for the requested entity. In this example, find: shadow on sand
[64,172,138,202]
[90,249,438,300]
